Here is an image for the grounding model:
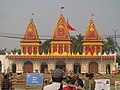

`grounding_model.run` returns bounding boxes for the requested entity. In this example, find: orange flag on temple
[89,46,93,54]
[66,19,76,31]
